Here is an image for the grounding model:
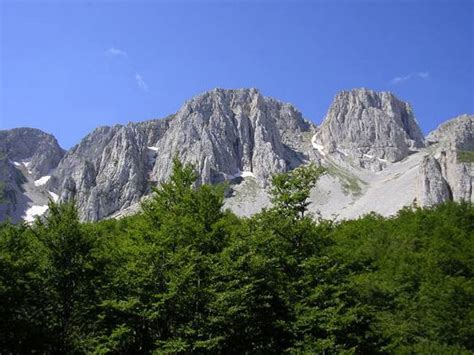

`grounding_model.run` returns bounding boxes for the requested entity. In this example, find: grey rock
[151,88,312,186]
[50,119,171,221]
[1,89,472,223]
[417,155,452,206]
[0,128,64,222]
[426,114,474,151]
[0,128,64,179]
[50,88,314,221]
[314,88,425,170]
[422,115,473,203]
[438,150,472,202]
